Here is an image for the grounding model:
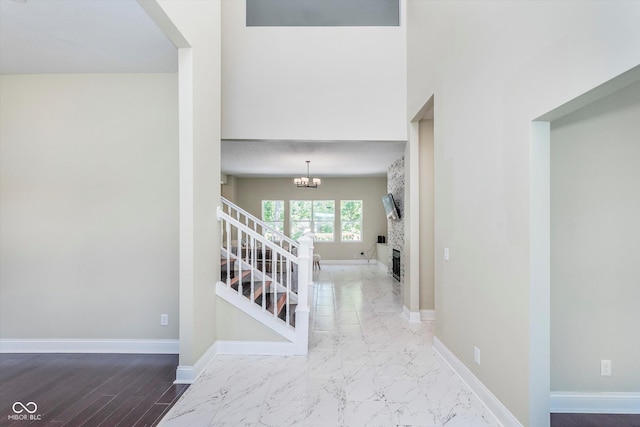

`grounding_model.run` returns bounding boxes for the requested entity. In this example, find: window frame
[290,199,335,242]
[311,200,335,242]
[261,200,285,238]
[340,200,363,242]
